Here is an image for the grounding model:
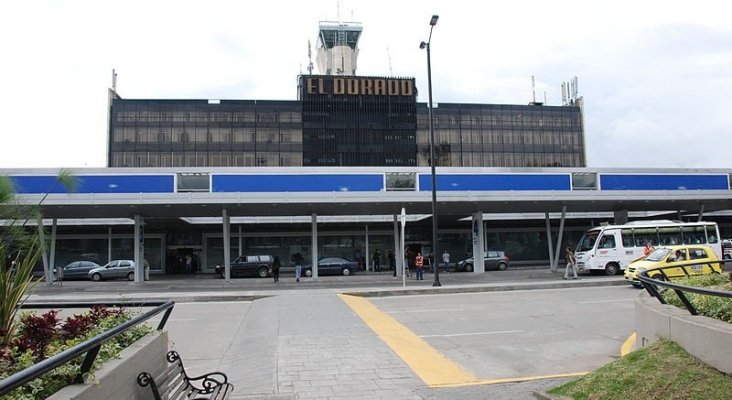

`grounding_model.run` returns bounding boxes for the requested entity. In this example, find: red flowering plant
[0,306,152,400]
